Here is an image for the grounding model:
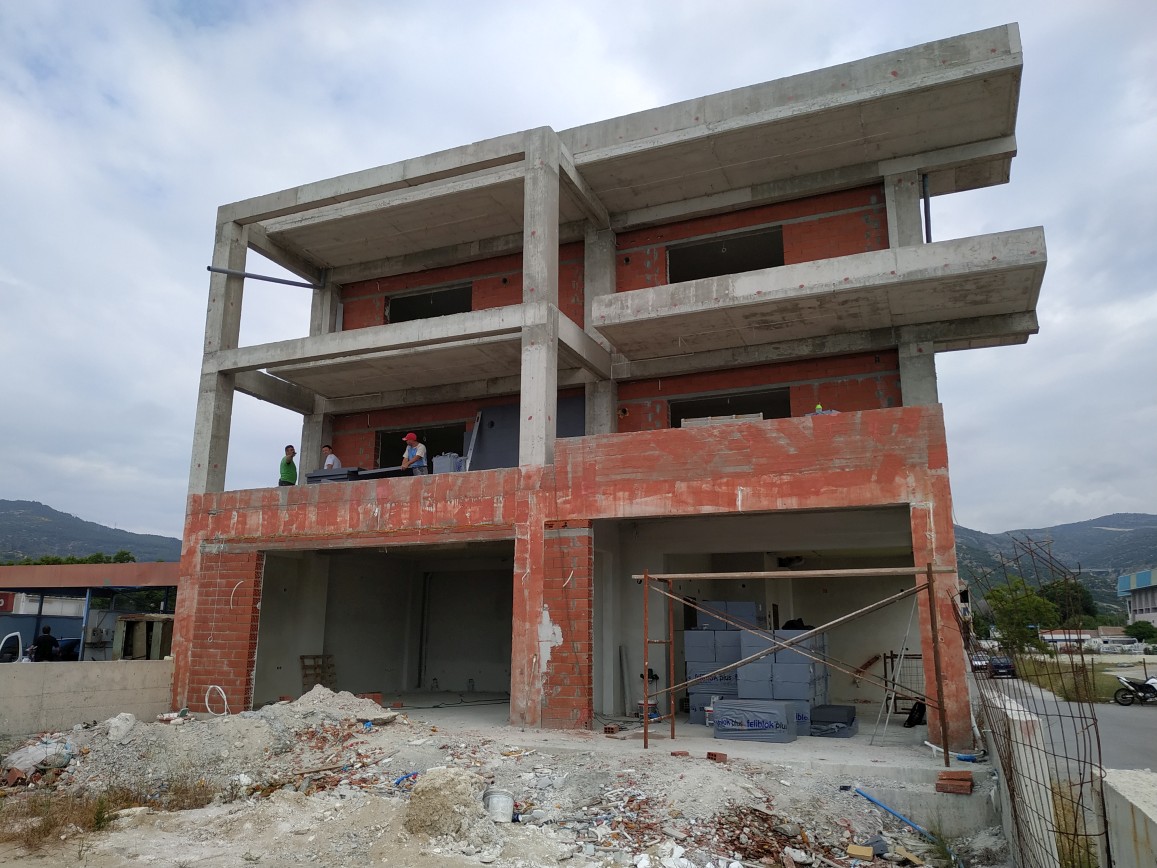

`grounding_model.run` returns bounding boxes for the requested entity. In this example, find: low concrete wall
[1103,769,1157,868]
[0,660,174,735]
